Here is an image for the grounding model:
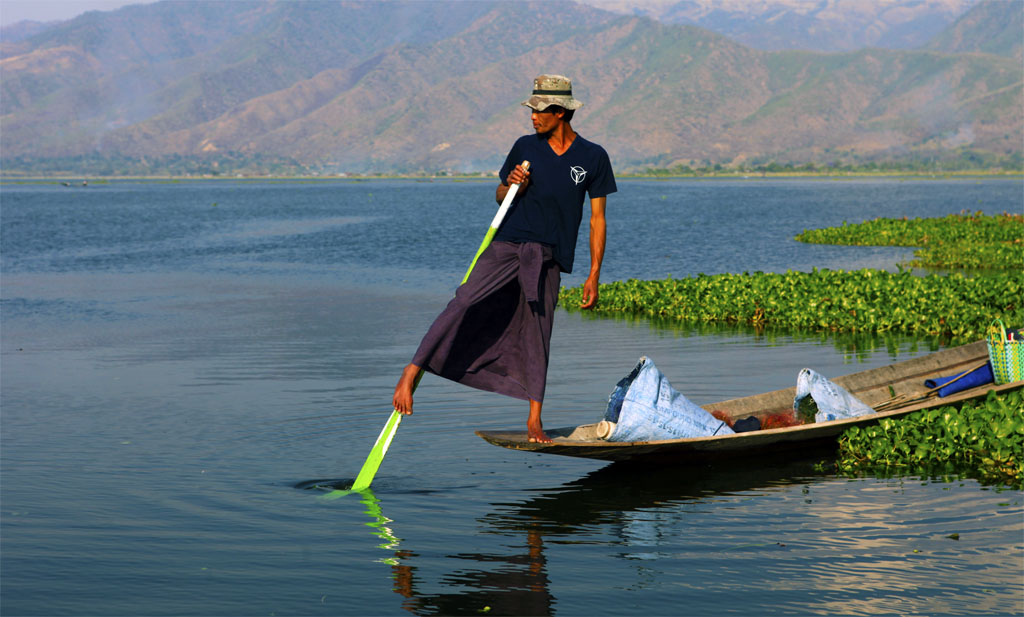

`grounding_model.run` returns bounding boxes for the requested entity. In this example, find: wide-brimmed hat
[521,74,584,111]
